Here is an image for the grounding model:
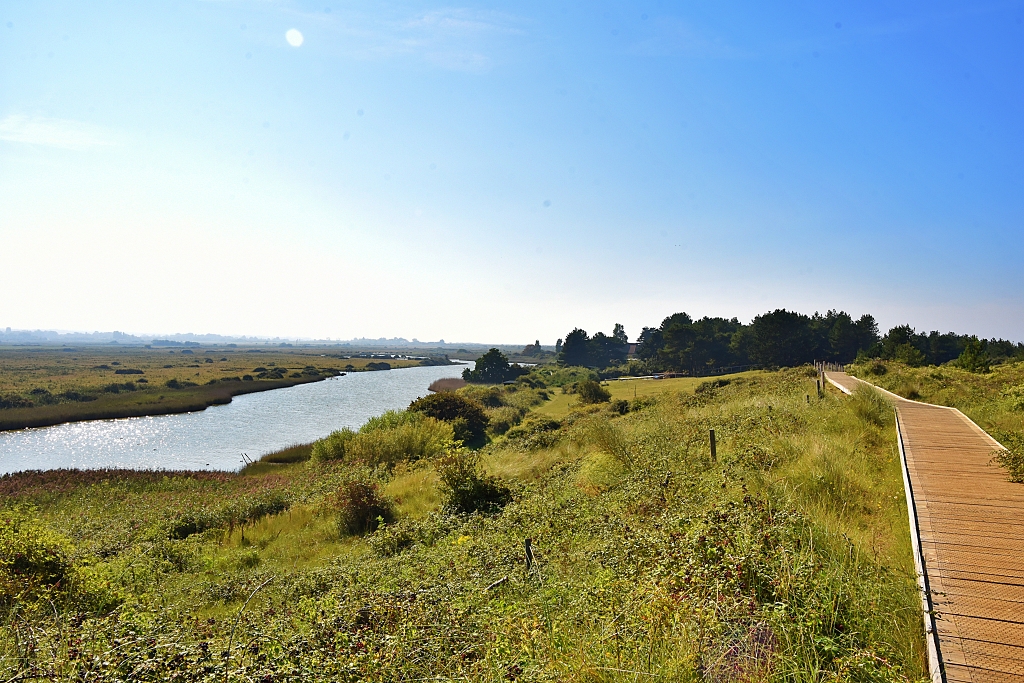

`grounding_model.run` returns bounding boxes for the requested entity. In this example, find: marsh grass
[1,368,927,682]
